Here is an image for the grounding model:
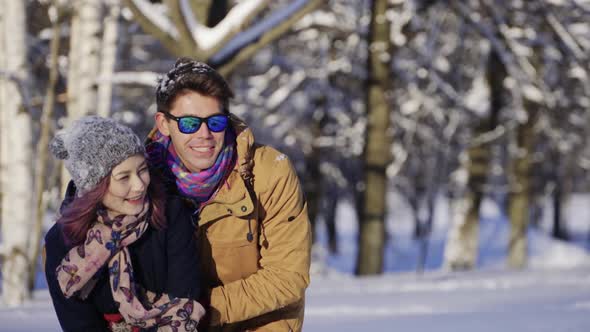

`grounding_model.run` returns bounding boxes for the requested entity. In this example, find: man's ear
[155,112,171,136]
